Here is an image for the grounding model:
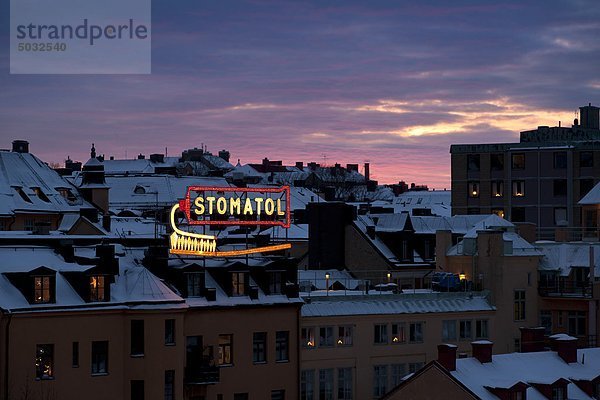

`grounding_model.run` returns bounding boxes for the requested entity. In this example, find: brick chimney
[520,327,546,352]
[552,335,578,363]
[437,344,457,371]
[471,340,493,363]
[364,162,370,181]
